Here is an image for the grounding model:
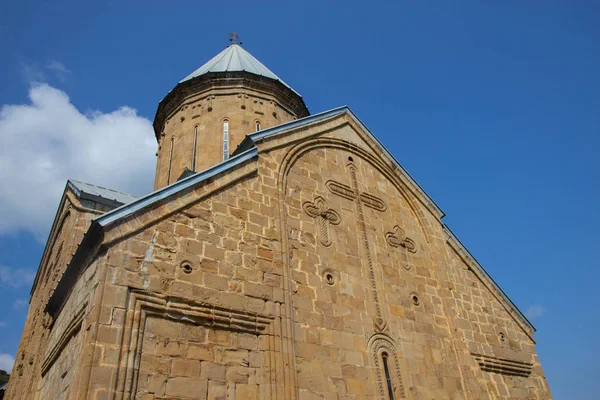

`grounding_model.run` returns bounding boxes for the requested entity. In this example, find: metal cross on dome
[229,32,242,44]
